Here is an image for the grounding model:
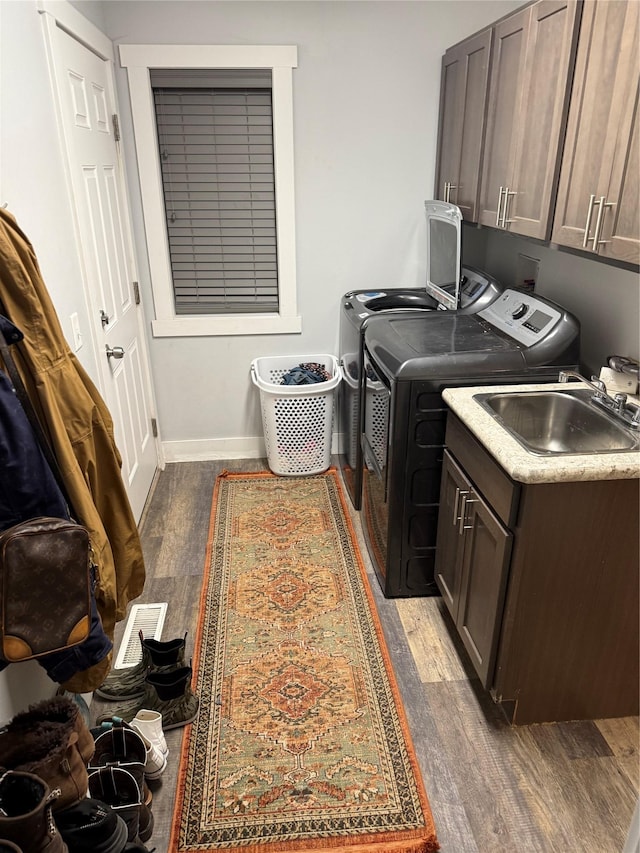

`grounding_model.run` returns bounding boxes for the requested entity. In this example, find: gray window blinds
[150,69,277,315]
